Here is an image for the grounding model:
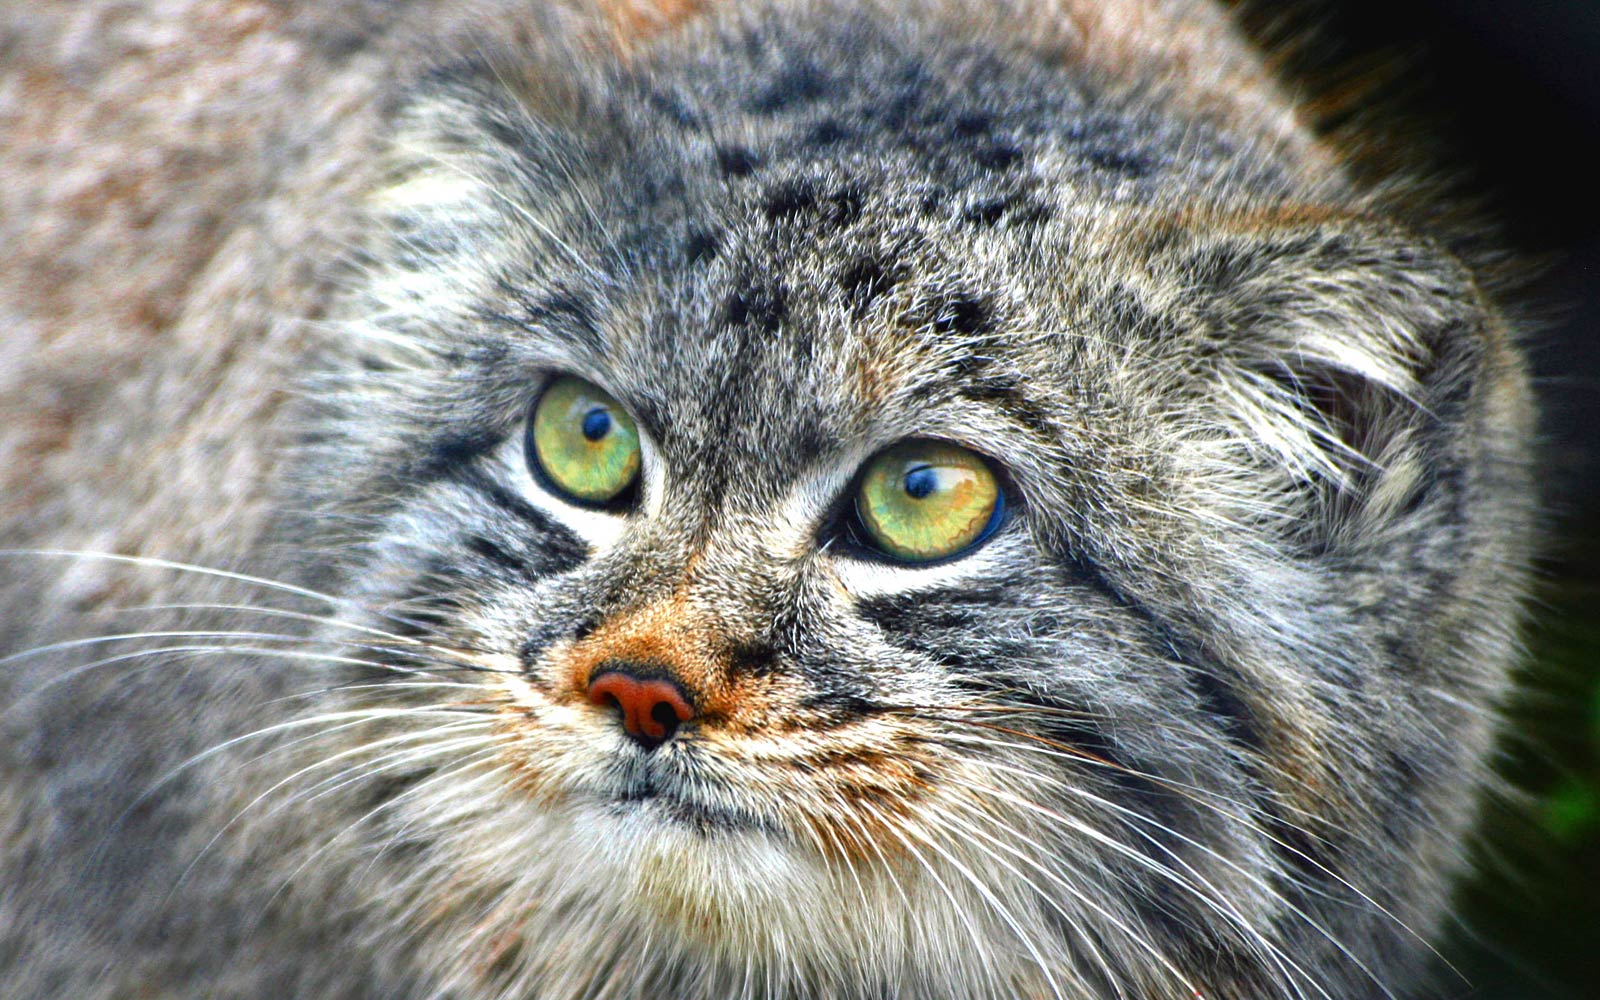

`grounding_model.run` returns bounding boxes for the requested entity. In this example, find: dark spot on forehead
[1085,145,1153,177]
[750,61,829,113]
[963,198,1010,227]
[908,291,992,337]
[763,179,817,219]
[973,143,1022,171]
[804,119,850,146]
[960,193,1053,228]
[723,280,788,333]
[952,112,993,138]
[716,145,762,177]
[684,227,721,264]
[1008,199,1054,226]
[761,179,864,228]
[839,255,900,312]
[930,293,990,336]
